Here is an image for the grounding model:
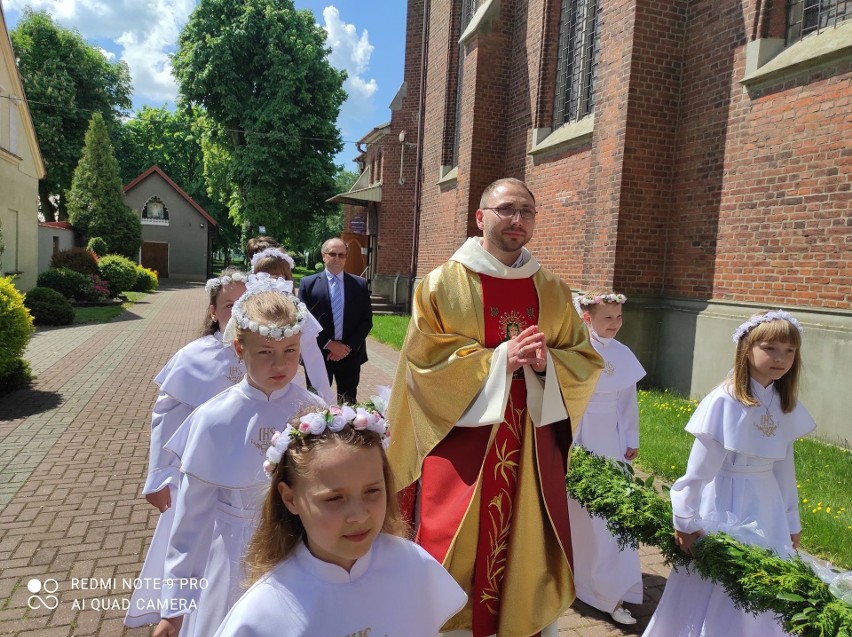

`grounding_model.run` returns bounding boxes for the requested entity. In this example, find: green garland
[566,446,852,637]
